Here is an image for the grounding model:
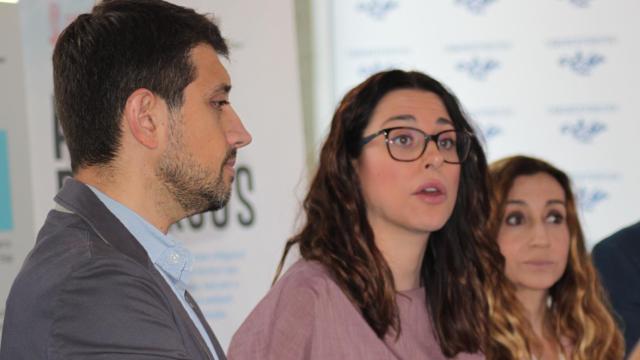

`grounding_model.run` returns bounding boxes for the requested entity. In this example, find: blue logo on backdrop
[469,107,512,144]
[482,125,502,141]
[479,124,502,142]
[576,187,608,212]
[560,119,606,143]
[564,0,592,8]
[559,51,605,75]
[548,103,616,142]
[445,42,510,81]
[357,0,399,20]
[456,58,500,80]
[456,0,497,14]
